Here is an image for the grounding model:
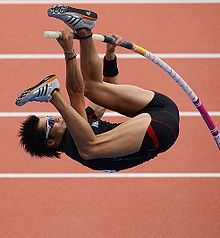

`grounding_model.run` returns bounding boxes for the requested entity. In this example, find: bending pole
[43,31,220,150]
